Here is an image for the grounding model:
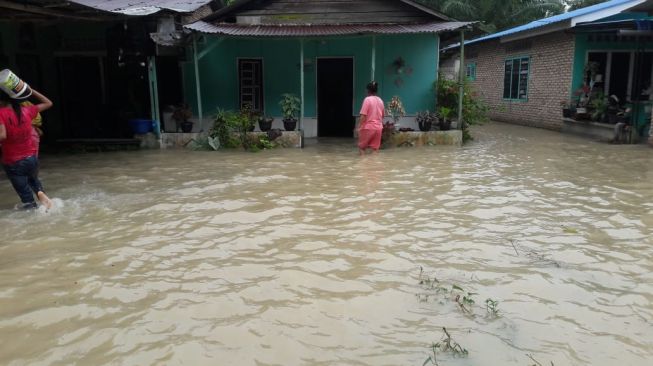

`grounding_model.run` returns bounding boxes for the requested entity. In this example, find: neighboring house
[0,0,220,142]
[182,0,472,138]
[442,0,653,142]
